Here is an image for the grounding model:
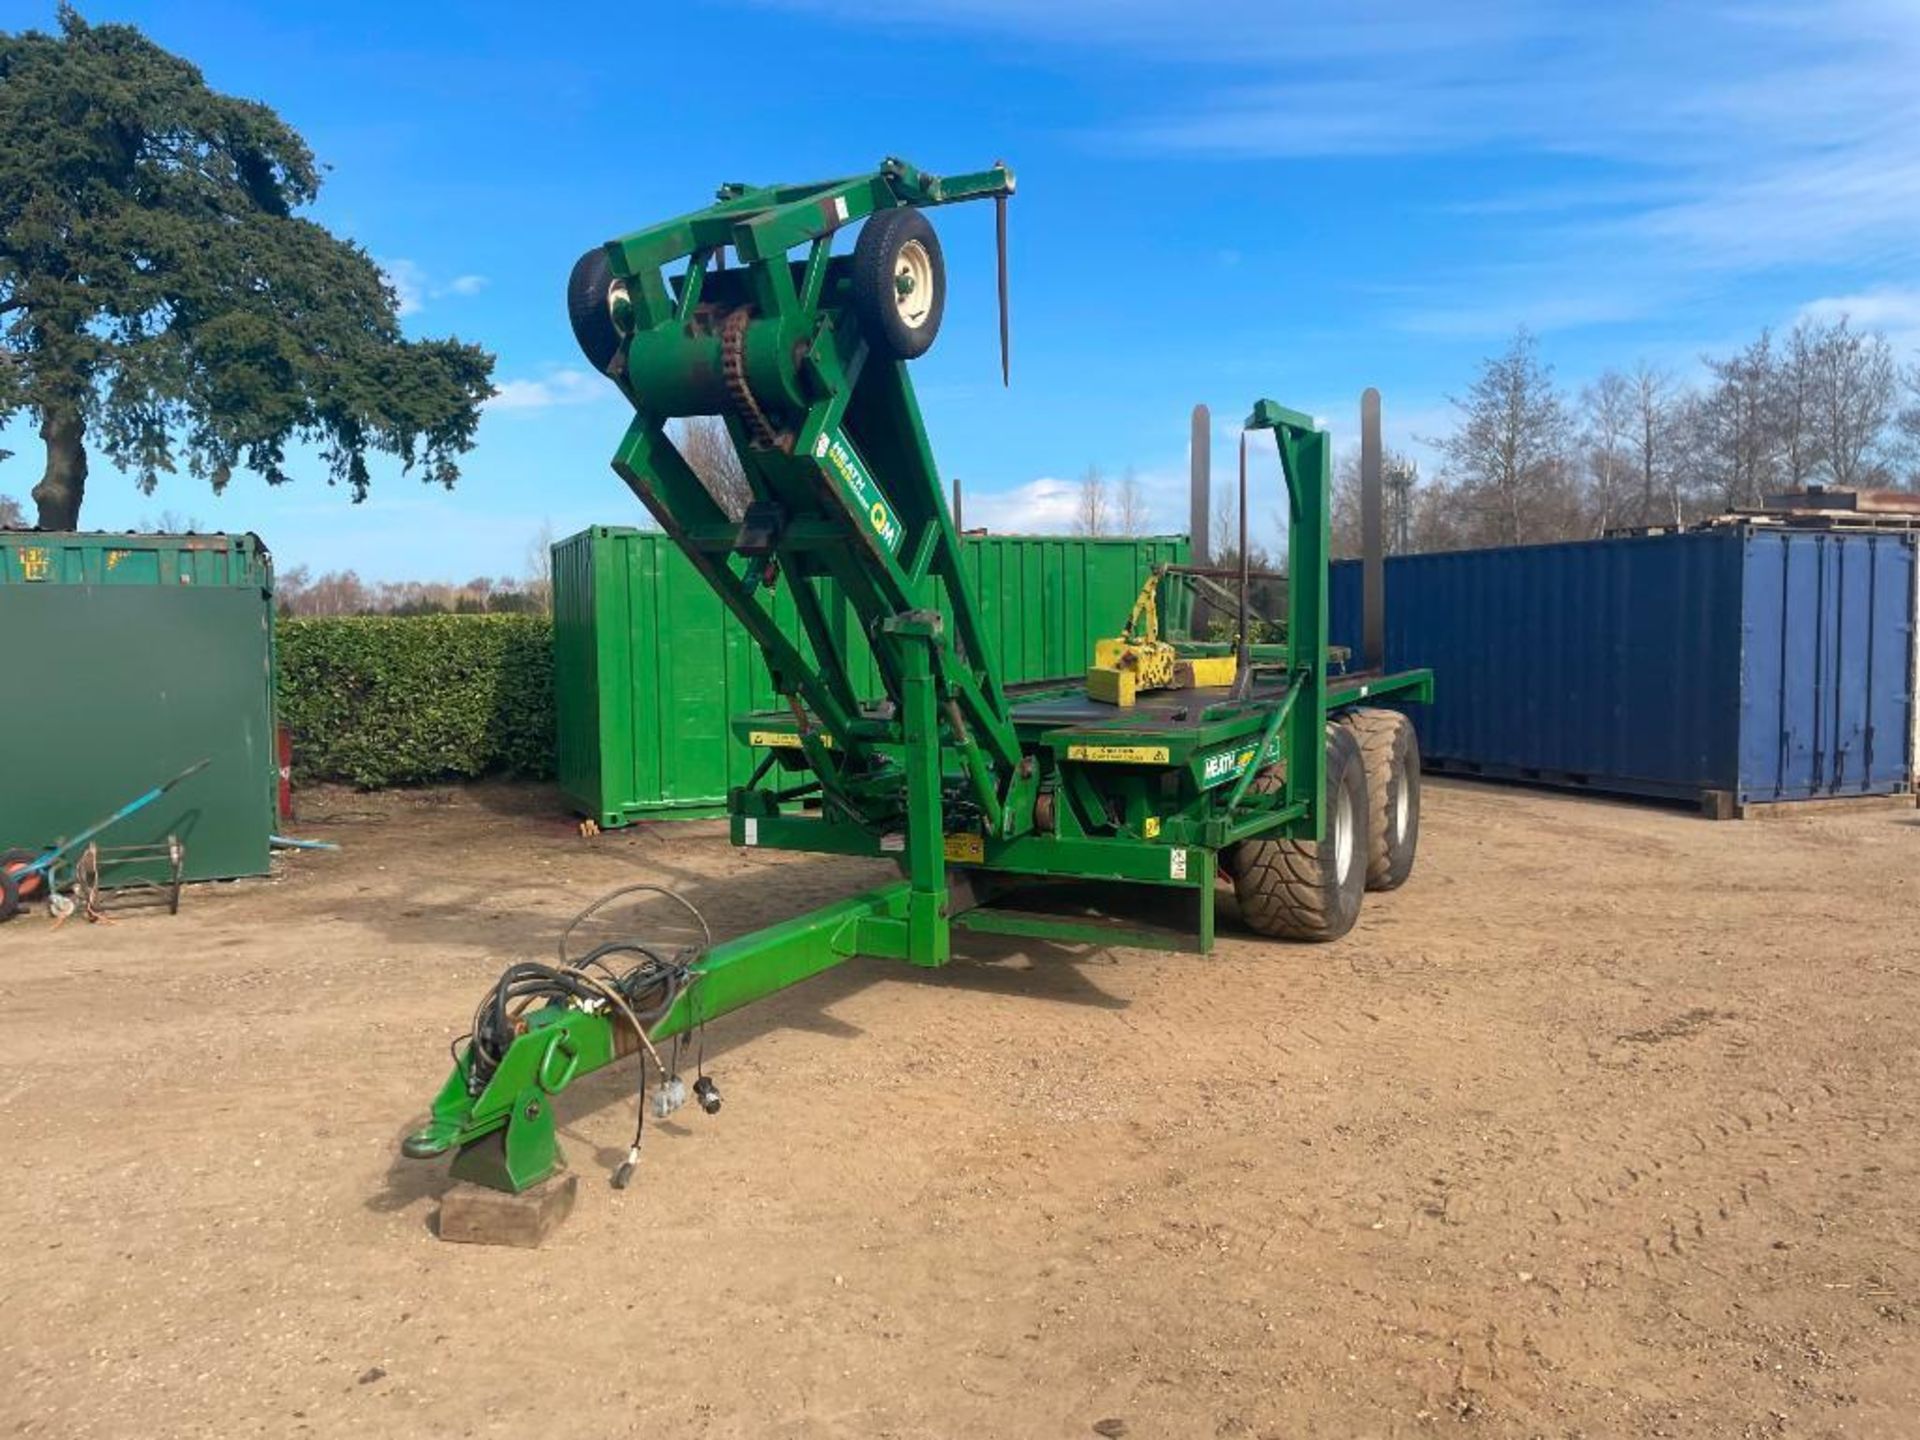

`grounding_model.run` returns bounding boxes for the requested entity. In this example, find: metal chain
[720,306,783,452]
